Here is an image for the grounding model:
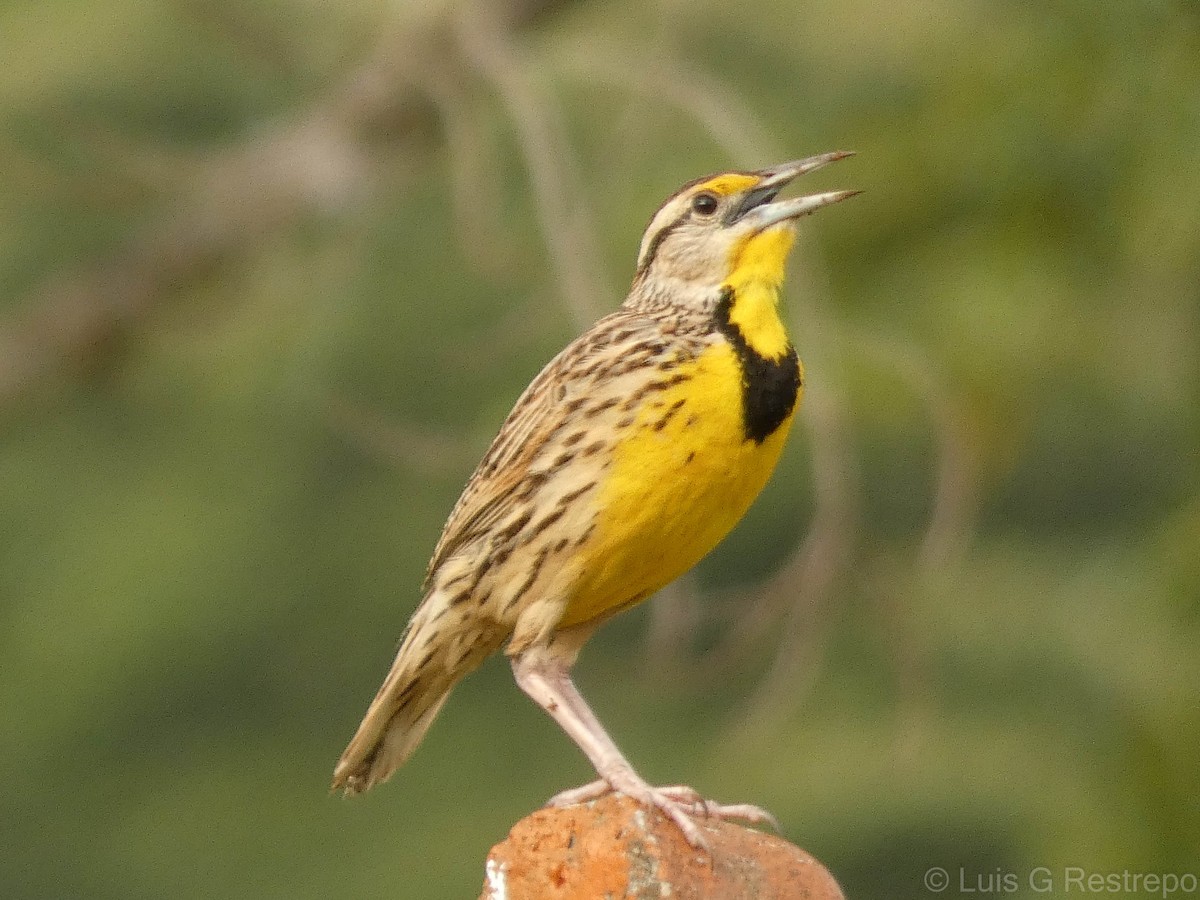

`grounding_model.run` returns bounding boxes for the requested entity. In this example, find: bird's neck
[719,226,795,360]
